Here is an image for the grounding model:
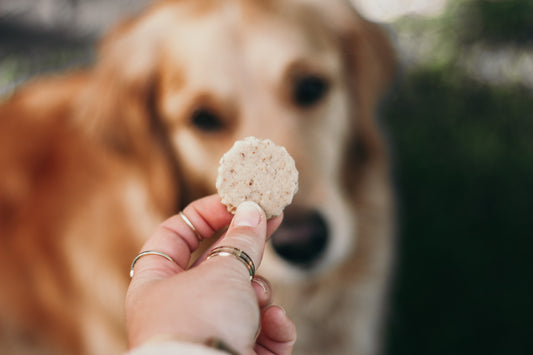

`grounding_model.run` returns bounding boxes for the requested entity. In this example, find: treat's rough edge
[216,136,298,218]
